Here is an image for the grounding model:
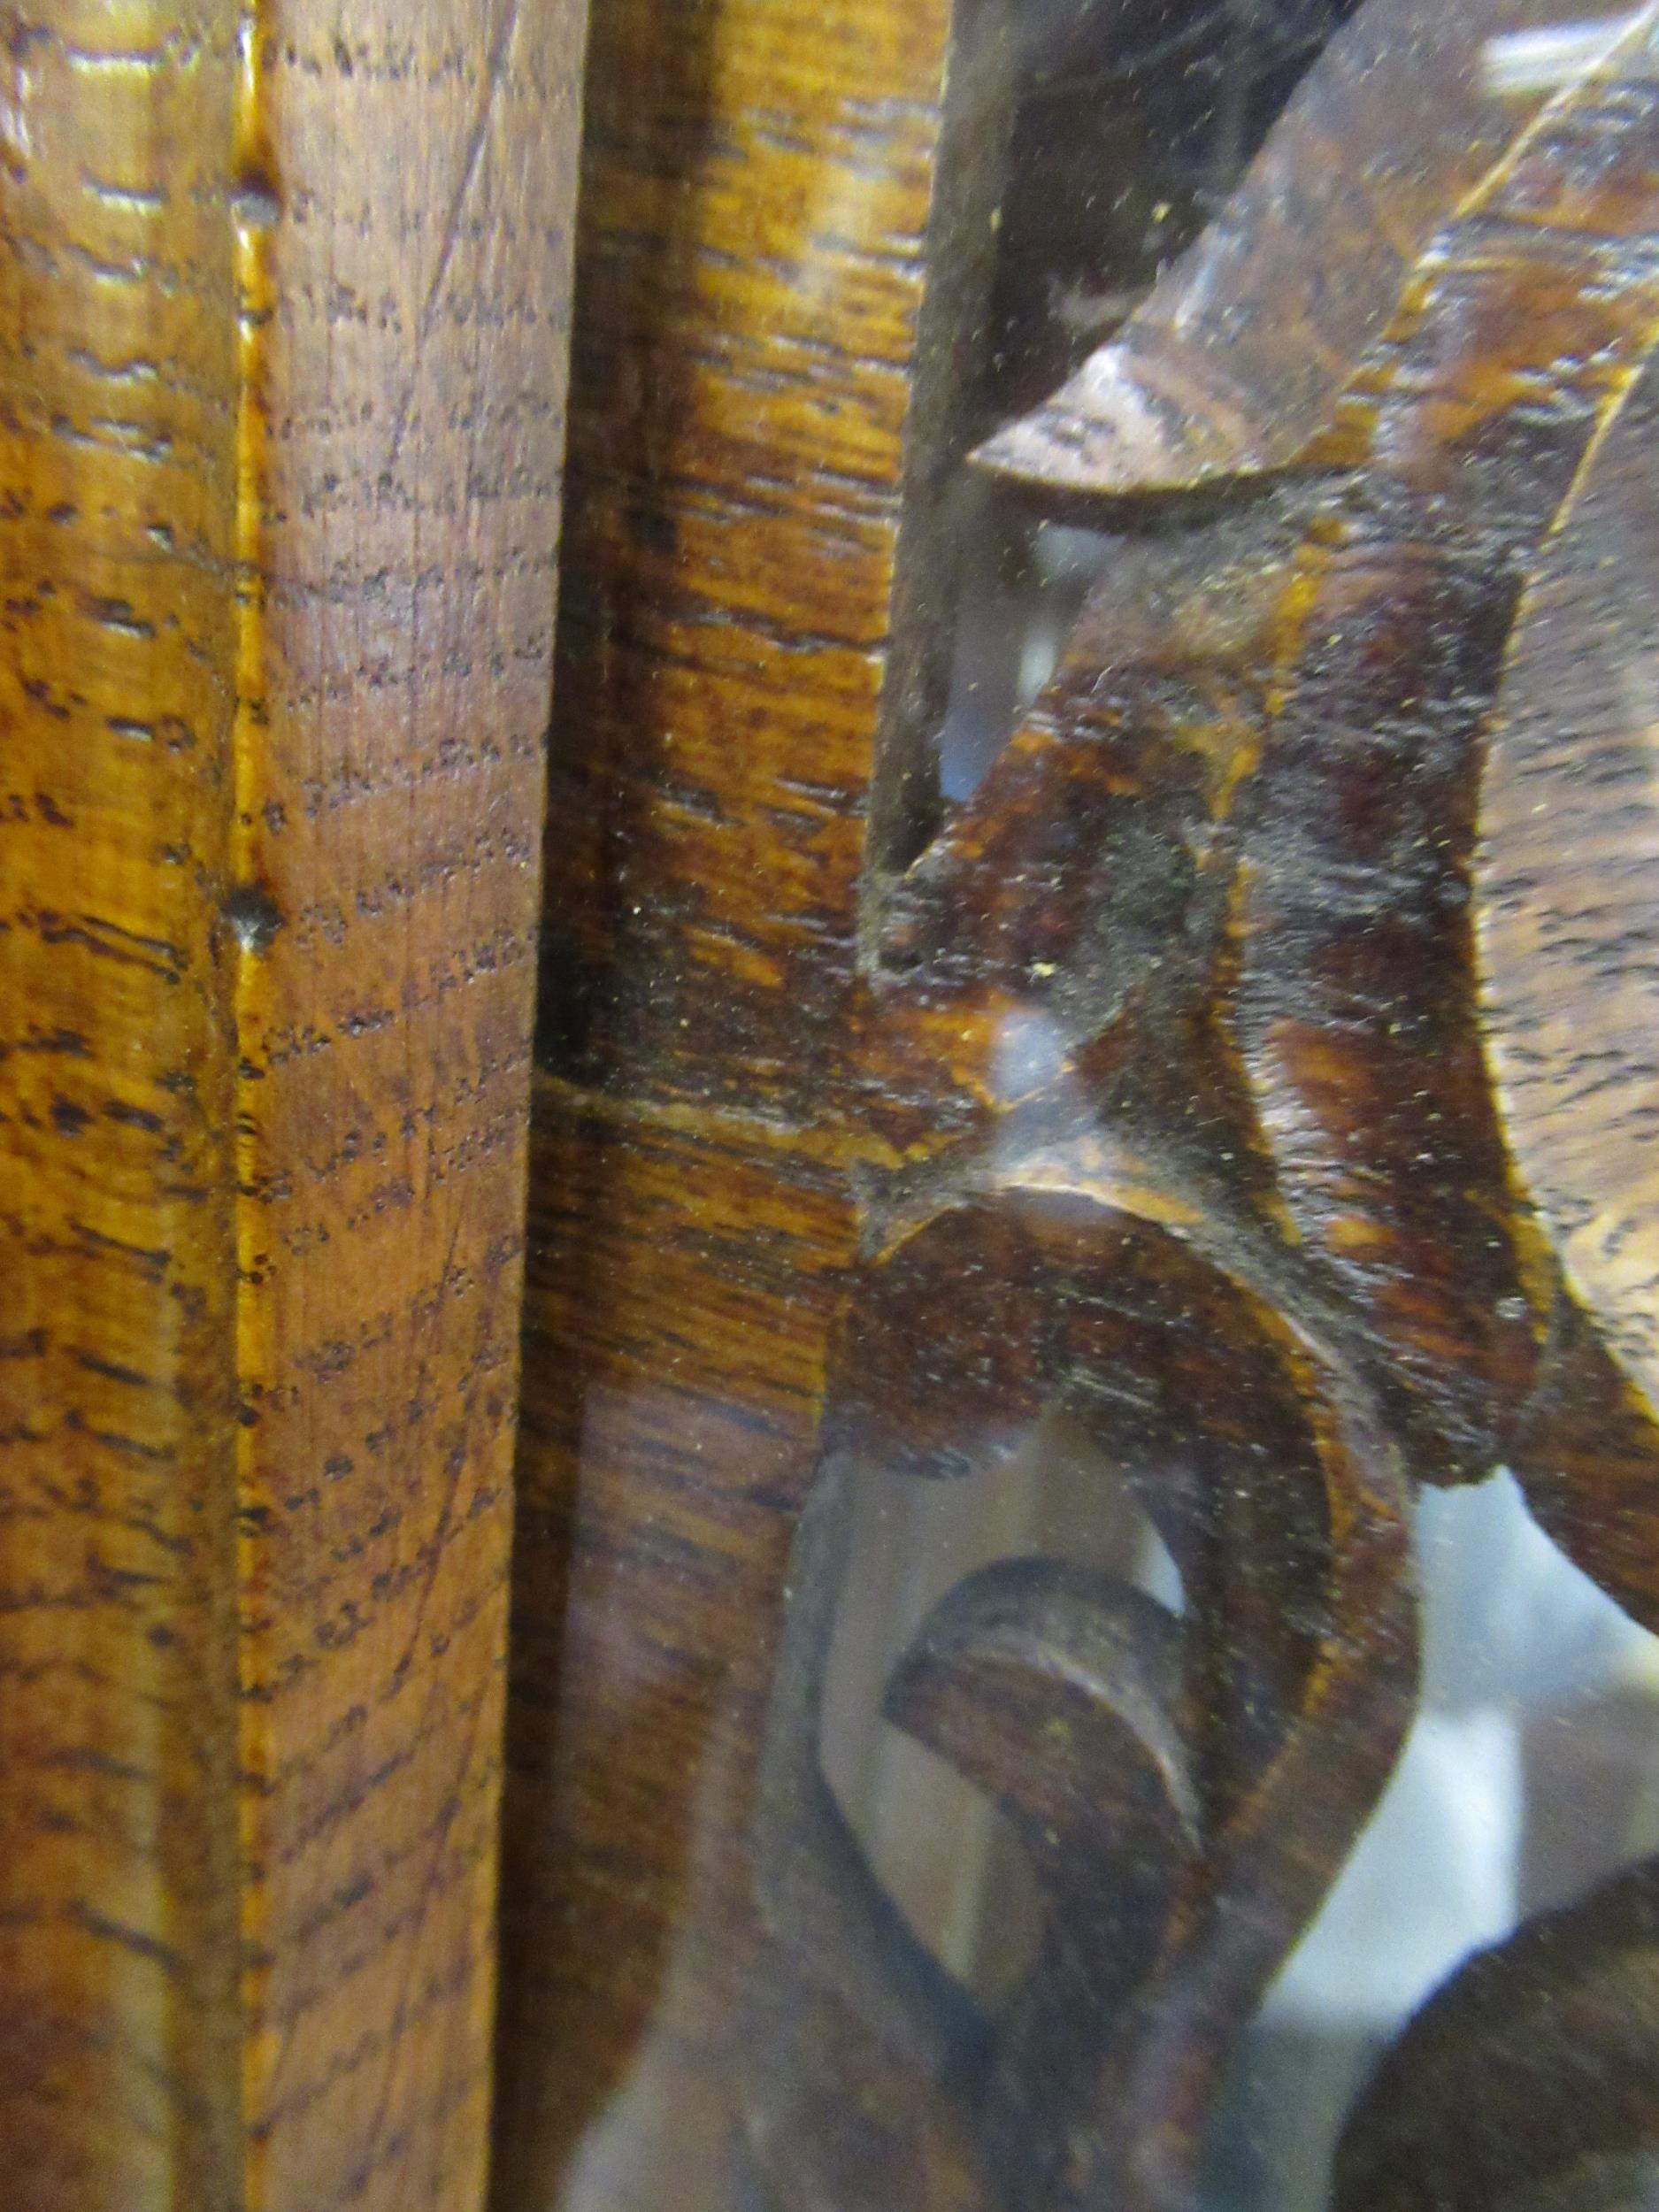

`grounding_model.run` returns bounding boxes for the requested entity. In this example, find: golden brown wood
[0,4,586,2205]
[0,15,242,2204]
